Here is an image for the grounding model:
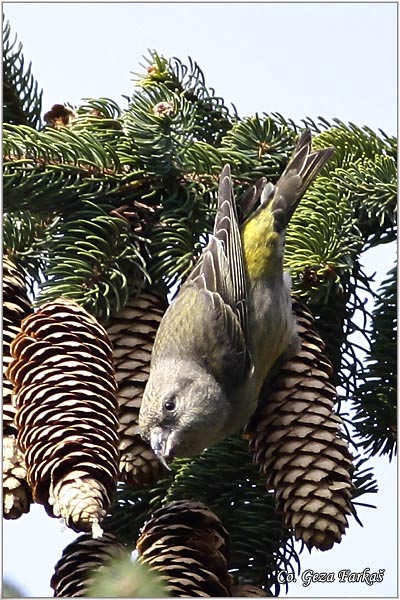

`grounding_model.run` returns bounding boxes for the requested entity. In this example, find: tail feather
[269,130,334,232]
[239,176,267,221]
